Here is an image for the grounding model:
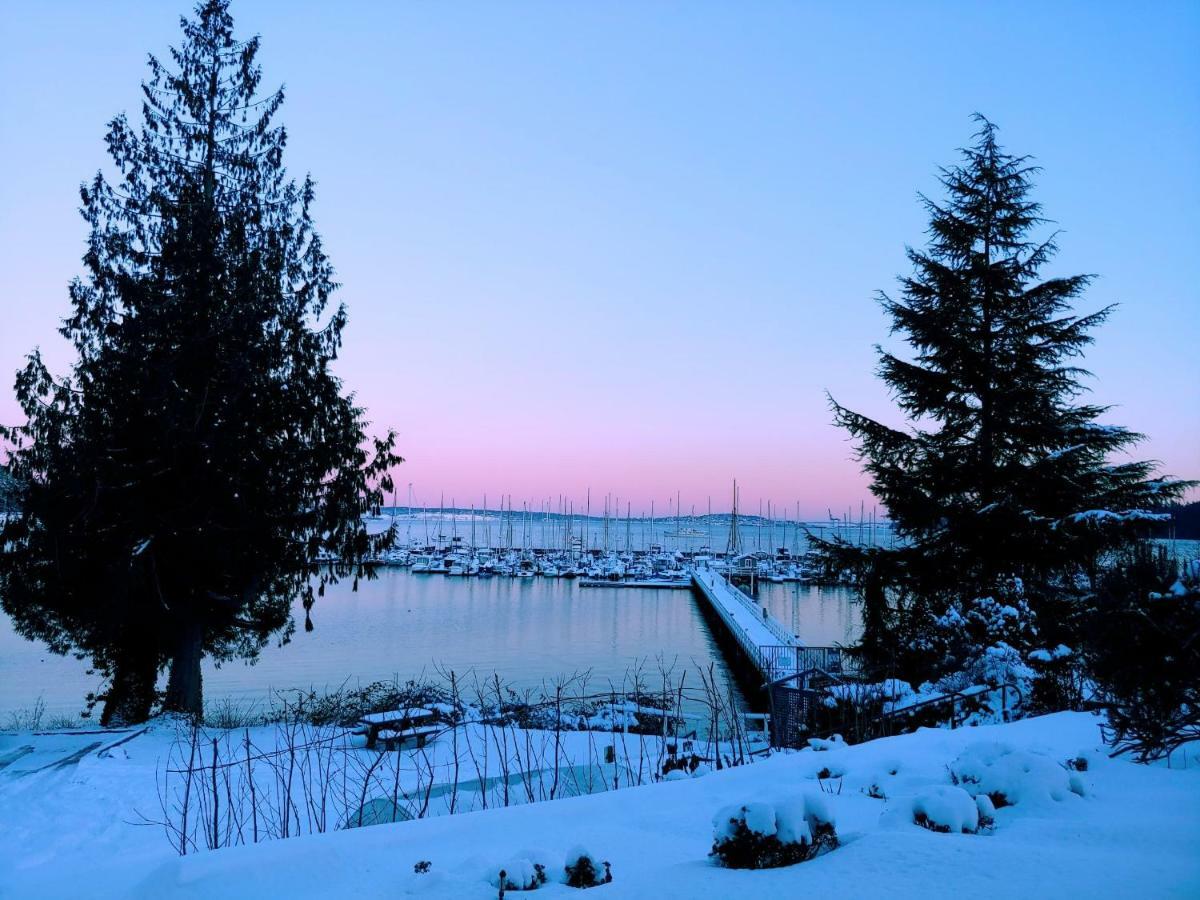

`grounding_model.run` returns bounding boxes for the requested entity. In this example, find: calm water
[0,570,860,720]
